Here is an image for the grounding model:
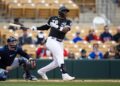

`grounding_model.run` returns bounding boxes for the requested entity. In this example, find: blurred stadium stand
[0,0,120,59]
[0,24,118,58]
[0,0,120,24]
[0,0,79,19]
